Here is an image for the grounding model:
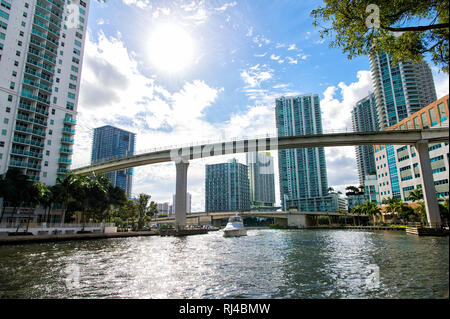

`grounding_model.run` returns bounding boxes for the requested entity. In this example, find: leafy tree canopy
[311,0,449,72]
